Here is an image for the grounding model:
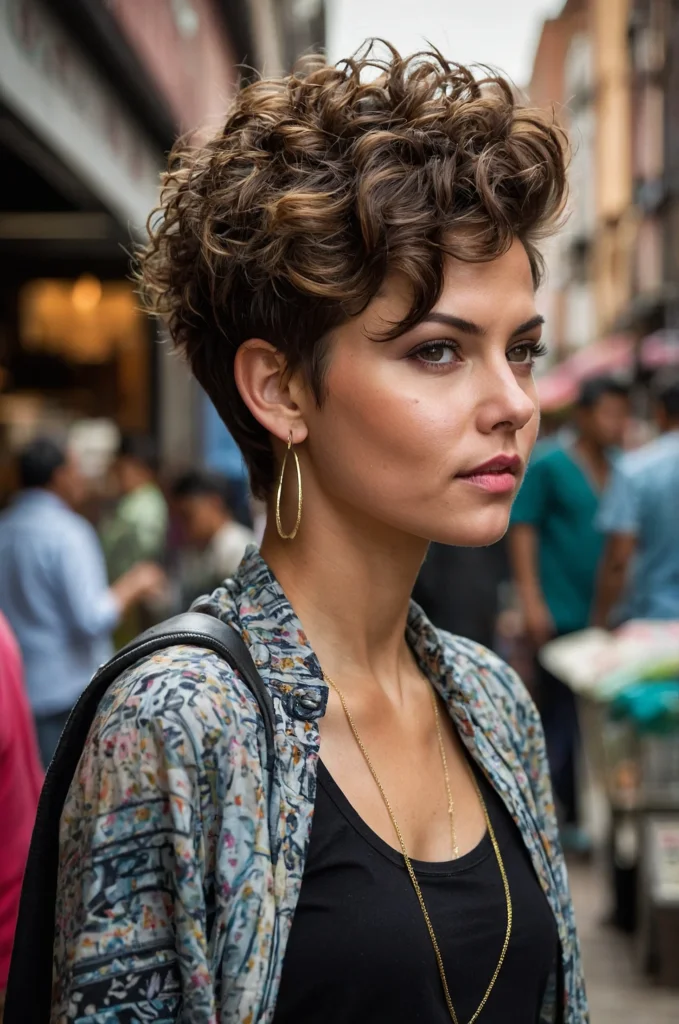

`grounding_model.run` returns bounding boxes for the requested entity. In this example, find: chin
[428,502,512,548]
